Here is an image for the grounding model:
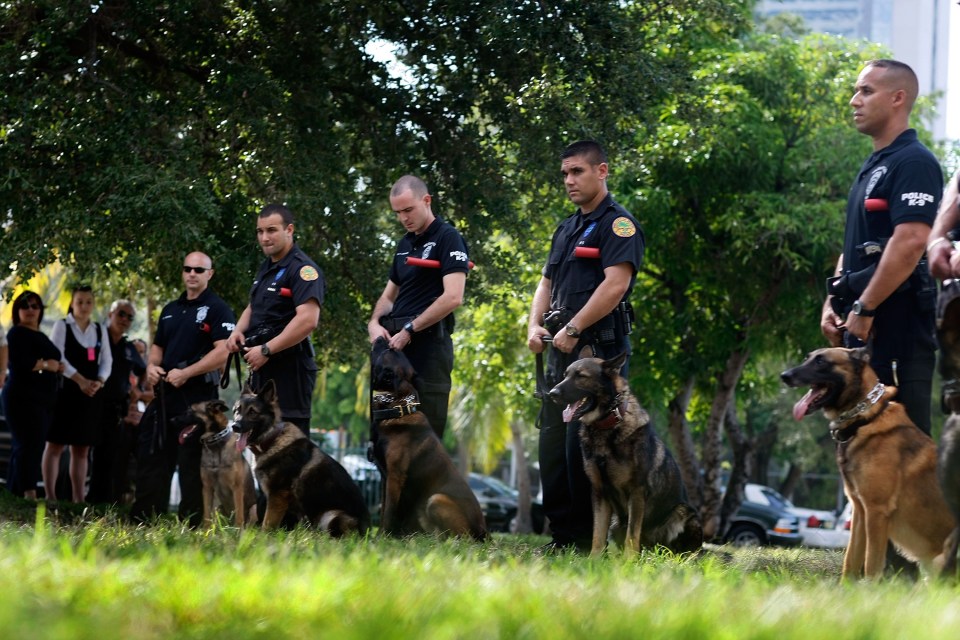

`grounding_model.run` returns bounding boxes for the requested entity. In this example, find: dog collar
[835,381,885,423]
[591,394,628,430]
[372,392,420,421]
[203,426,233,448]
[250,423,284,455]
